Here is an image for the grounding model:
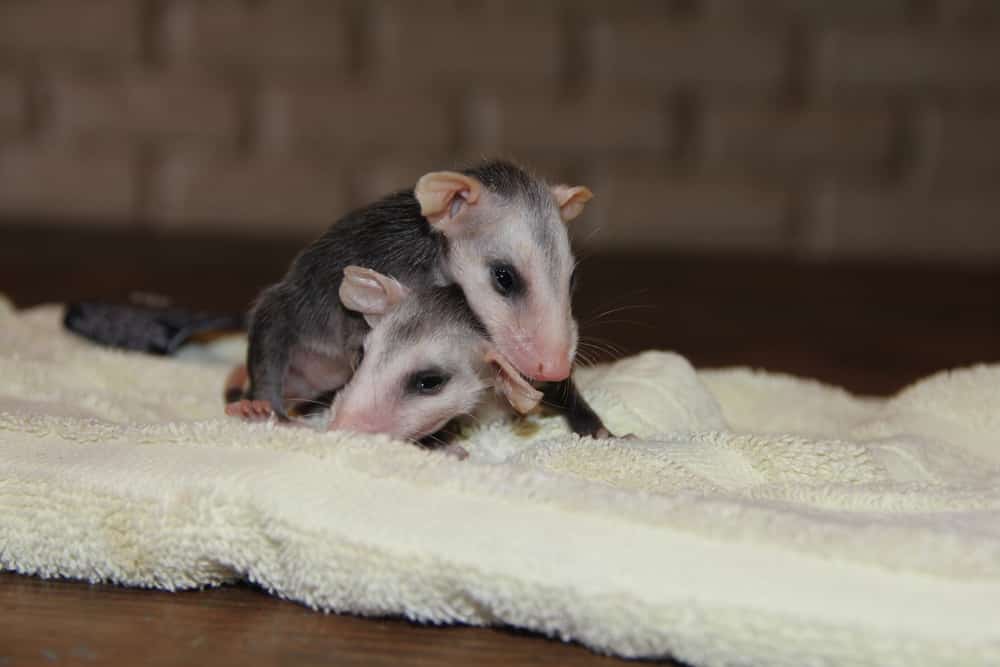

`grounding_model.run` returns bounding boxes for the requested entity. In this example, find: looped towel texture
[1,297,998,666]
